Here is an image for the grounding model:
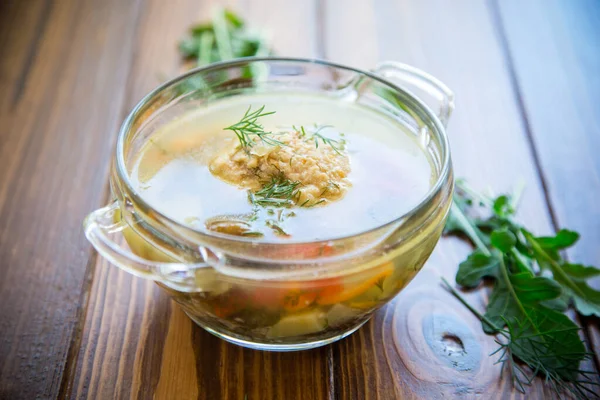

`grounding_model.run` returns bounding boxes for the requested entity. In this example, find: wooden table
[1,0,599,399]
